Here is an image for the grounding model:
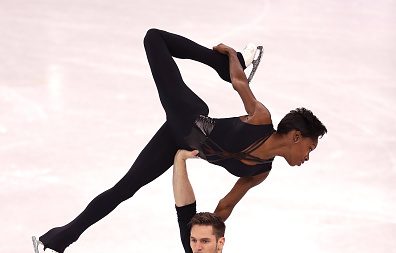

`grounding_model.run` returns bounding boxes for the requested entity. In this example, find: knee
[110,178,142,202]
[143,28,161,46]
[111,184,140,203]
